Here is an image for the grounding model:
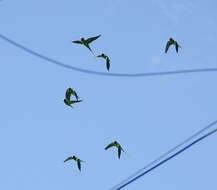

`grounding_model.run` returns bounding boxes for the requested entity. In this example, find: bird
[64,155,84,171]
[105,141,125,159]
[63,99,82,108]
[72,35,101,55]
[165,38,182,53]
[65,88,79,100]
[96,53,110,71]
[63,88,82,108]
